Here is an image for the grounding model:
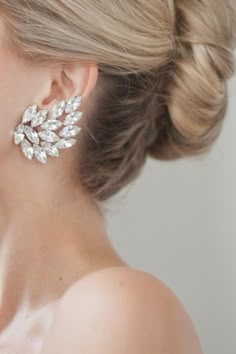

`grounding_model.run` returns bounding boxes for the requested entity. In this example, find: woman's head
[0,0,235,200]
